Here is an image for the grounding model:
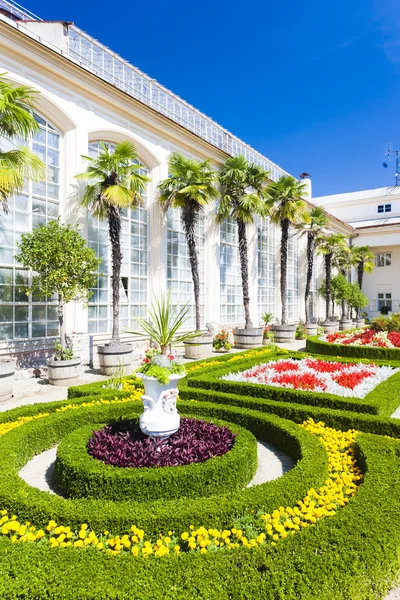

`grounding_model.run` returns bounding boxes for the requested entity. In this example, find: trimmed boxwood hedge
[0,400,326,536]
[0,433,399,599]
[307,335,400,360]
[185,351,400,417]
[55,418,257,501]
